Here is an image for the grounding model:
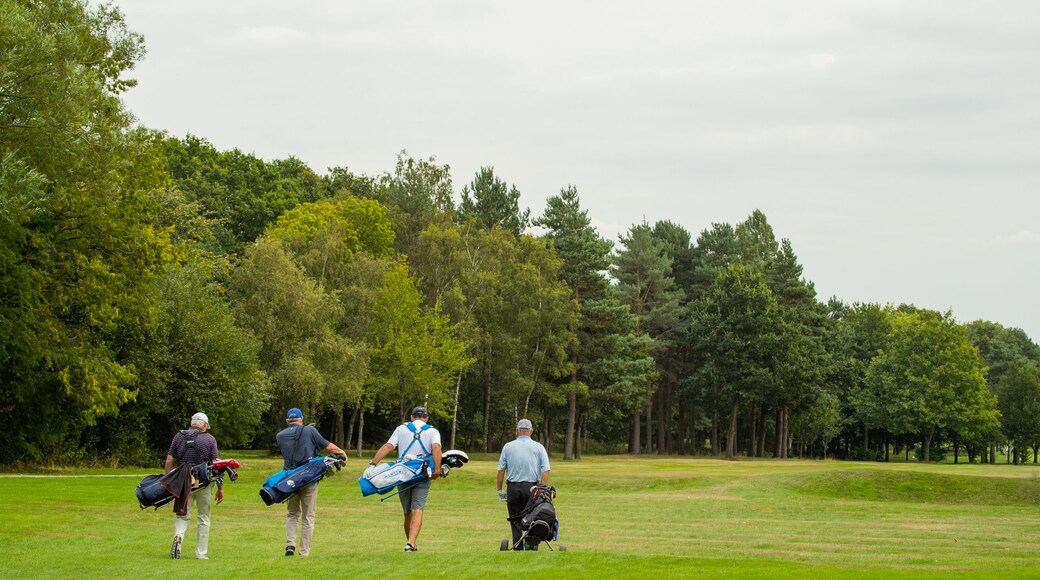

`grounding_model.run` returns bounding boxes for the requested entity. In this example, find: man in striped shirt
[165,412,222,560]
